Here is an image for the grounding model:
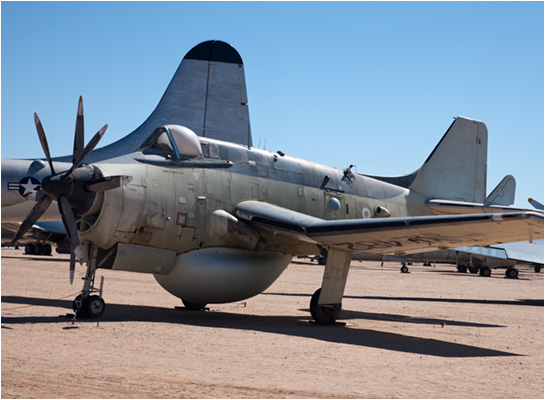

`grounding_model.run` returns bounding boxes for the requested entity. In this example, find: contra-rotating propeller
[11,97,132,284]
